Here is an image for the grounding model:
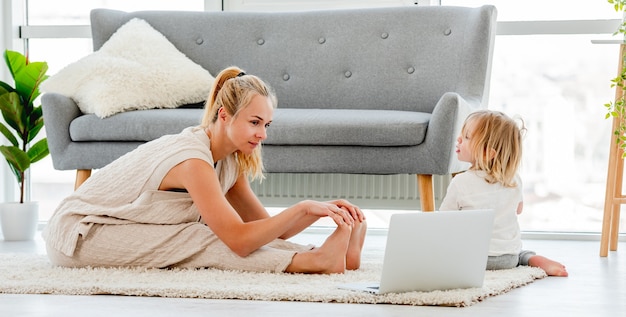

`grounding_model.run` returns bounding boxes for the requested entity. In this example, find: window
[488,34,616,232]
